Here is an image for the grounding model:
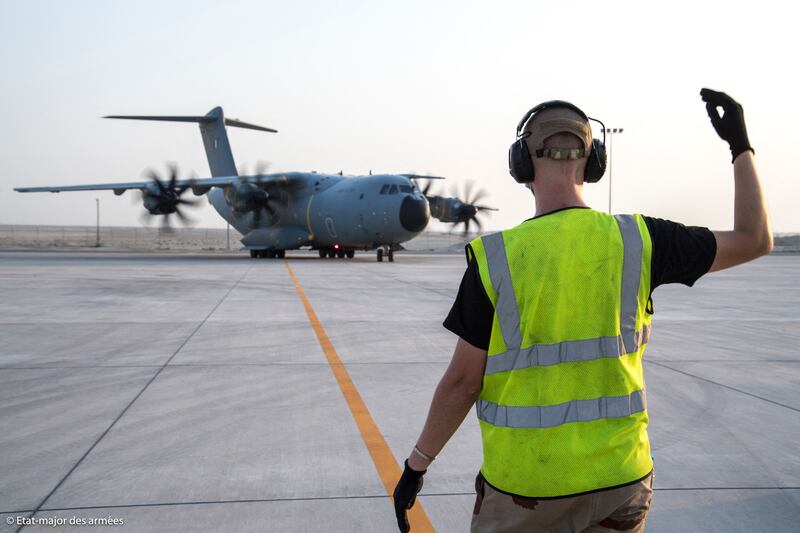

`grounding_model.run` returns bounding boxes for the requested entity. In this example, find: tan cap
[523,106,592,153]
